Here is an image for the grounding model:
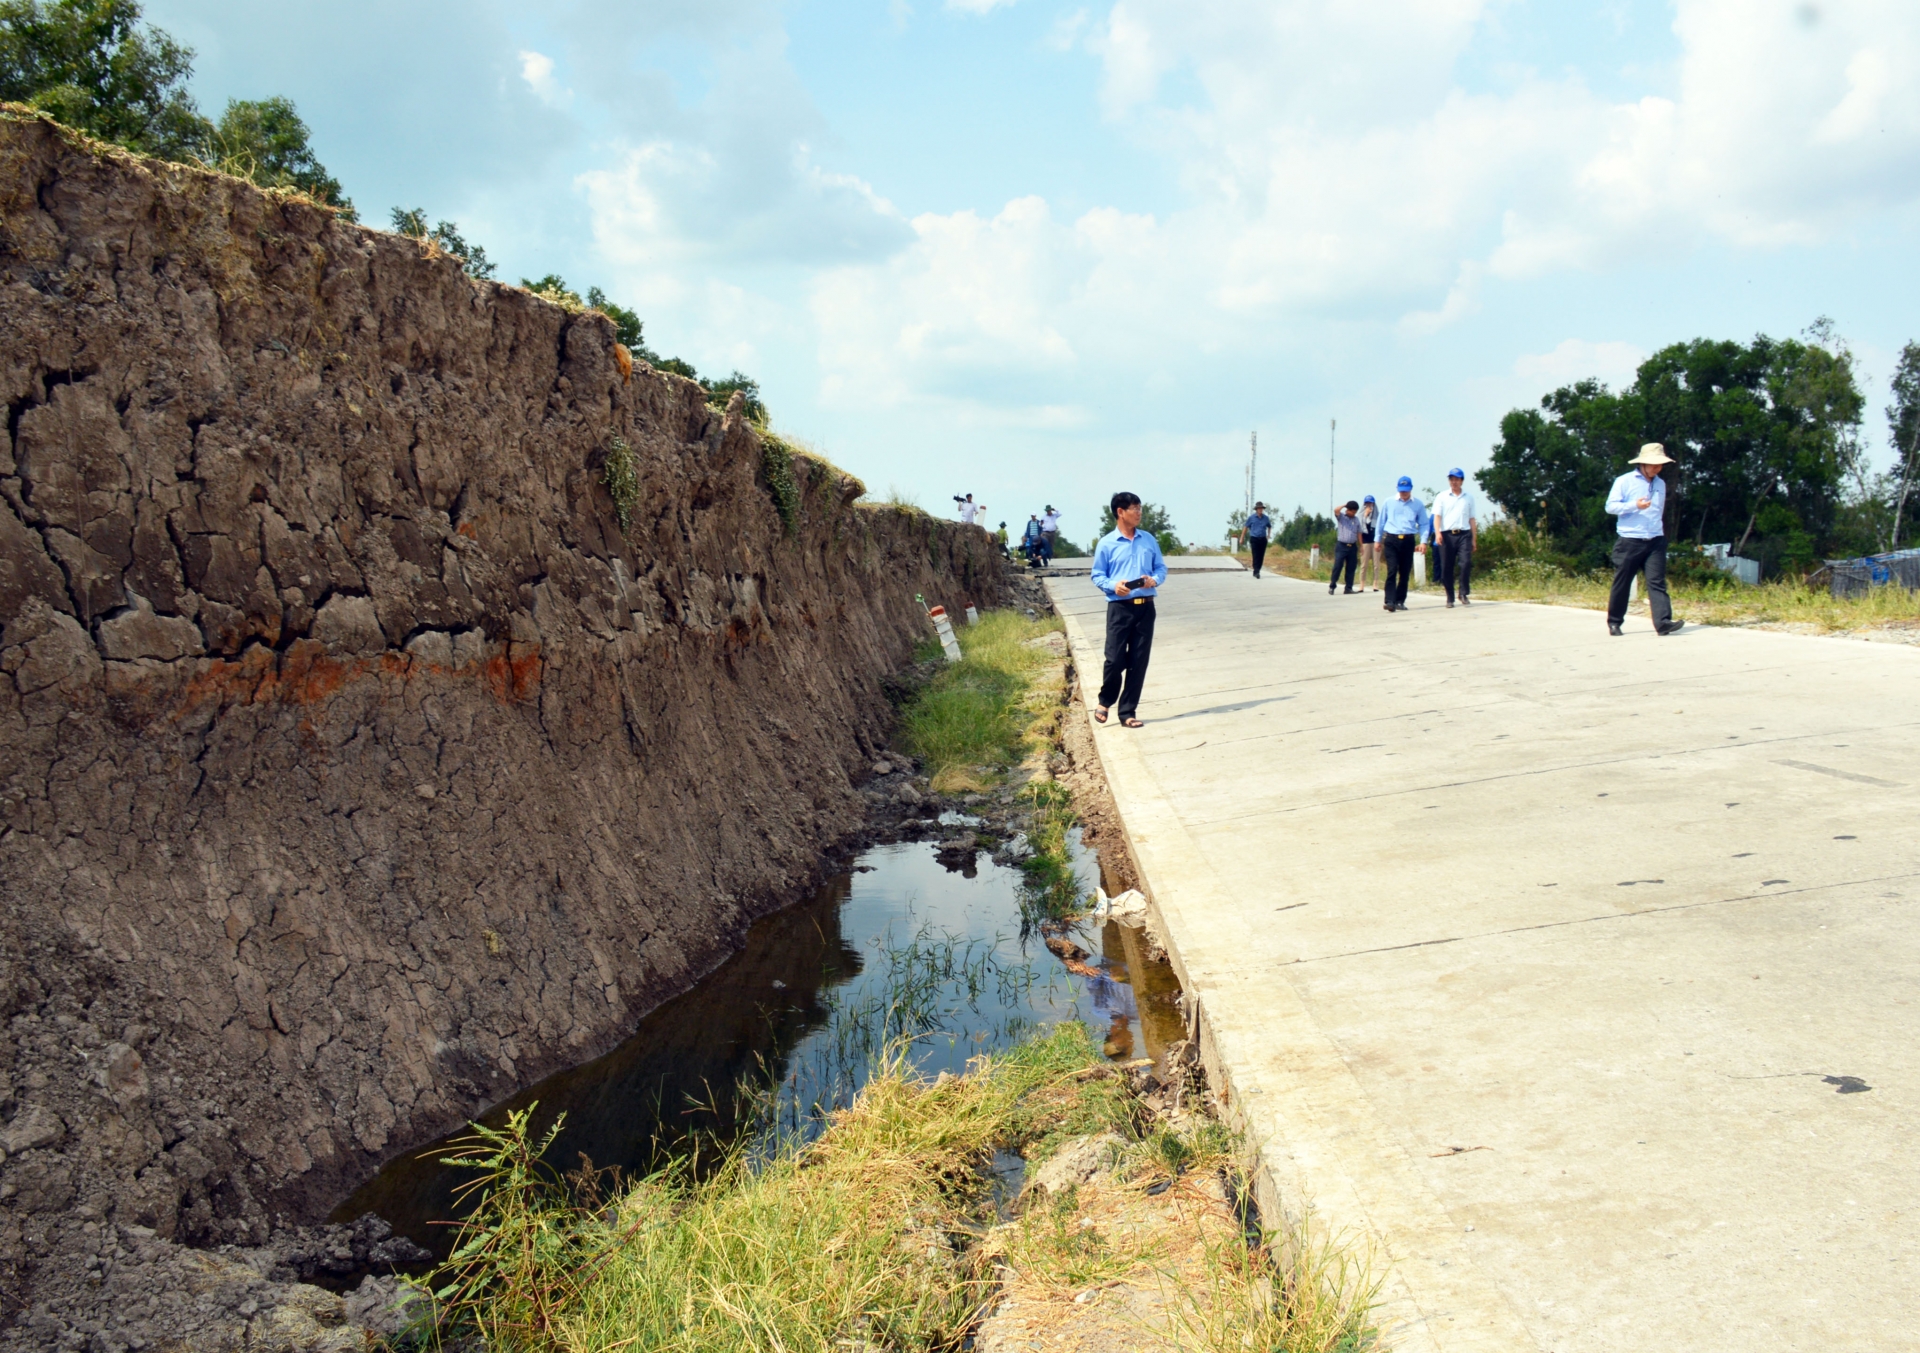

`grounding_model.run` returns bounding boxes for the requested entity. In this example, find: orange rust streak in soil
[164,638,544,725]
